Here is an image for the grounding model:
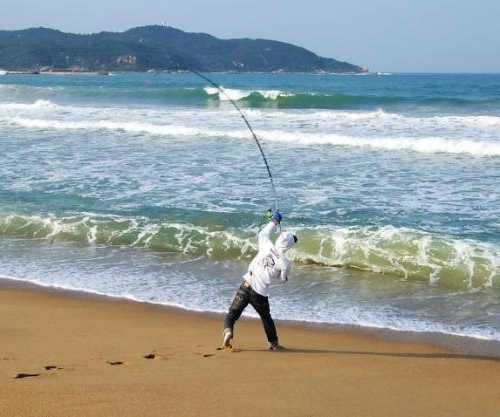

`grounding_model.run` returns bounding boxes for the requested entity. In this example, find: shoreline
[0,69,369,76]
[1,276,500,417]
[2,275,499,359]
